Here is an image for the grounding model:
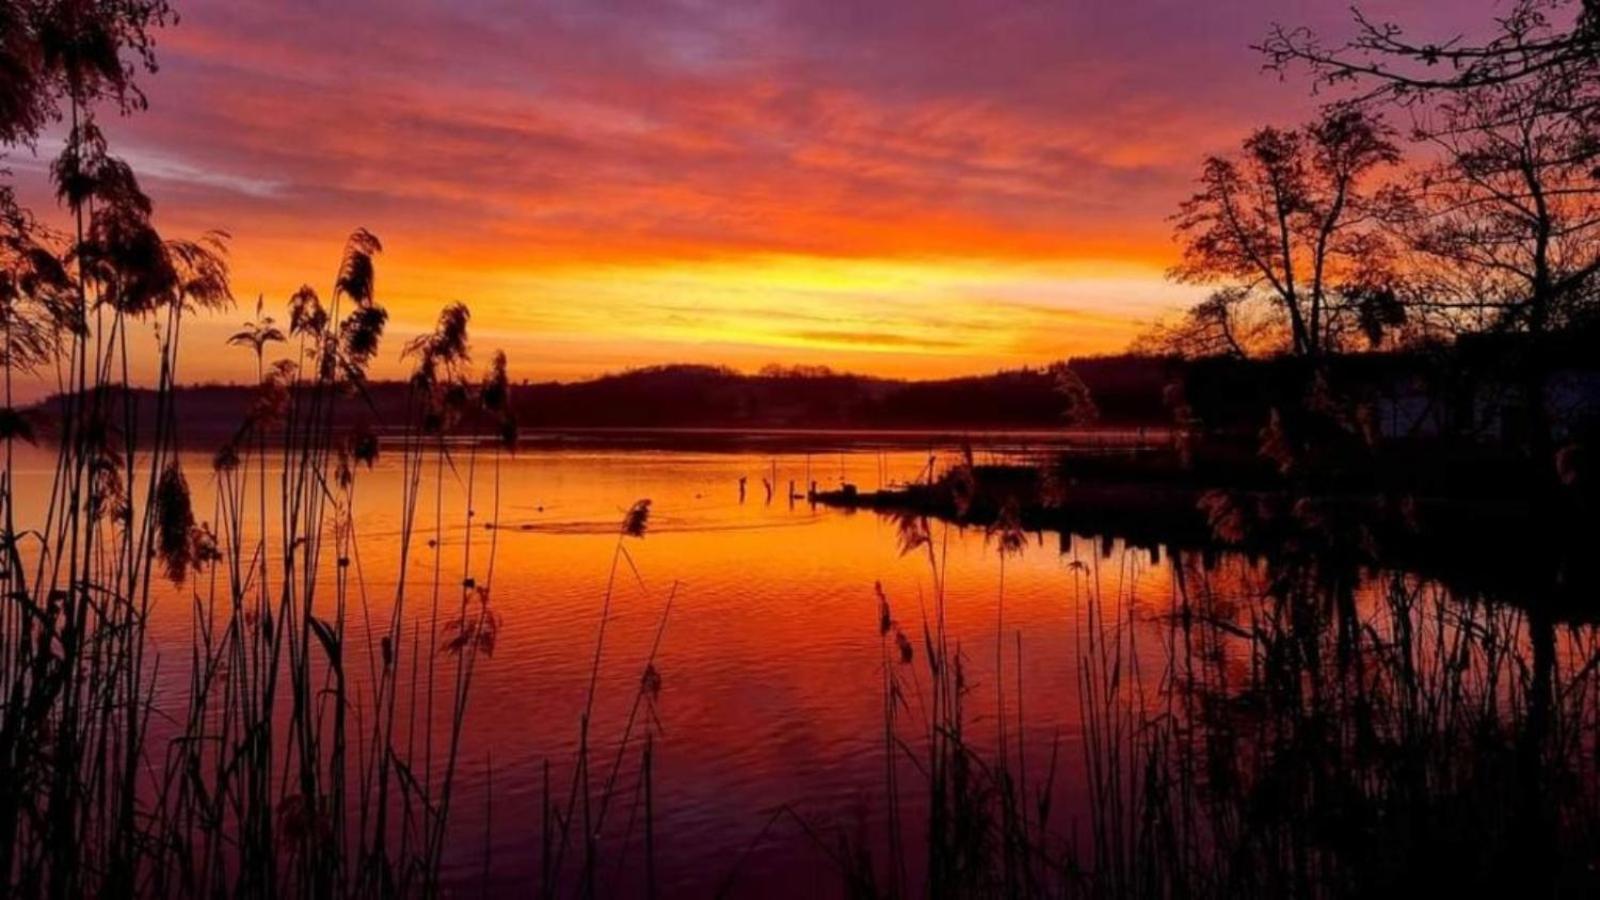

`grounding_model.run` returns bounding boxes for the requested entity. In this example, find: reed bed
[1076,552,1600,899]
[834,494,1600,899]
[1,197,675,895]
[0,208,491,894]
